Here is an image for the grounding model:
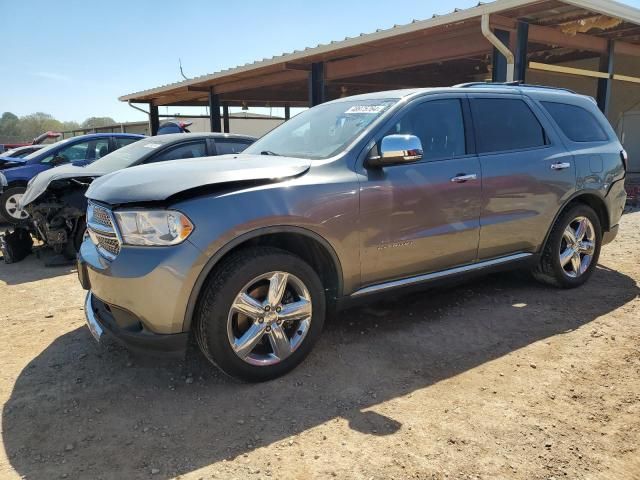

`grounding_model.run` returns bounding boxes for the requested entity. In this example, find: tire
[194,246,326,382]
[532,203,602,288]
[63,216,87,259]
[0,187,29,225]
